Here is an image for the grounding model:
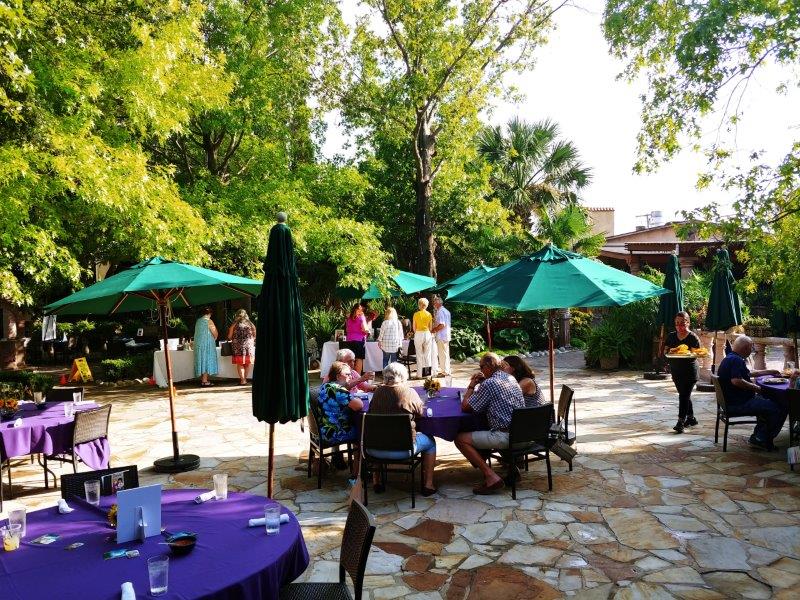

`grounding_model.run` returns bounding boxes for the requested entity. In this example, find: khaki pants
[436,339,450,375]
[414,331,433,373]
